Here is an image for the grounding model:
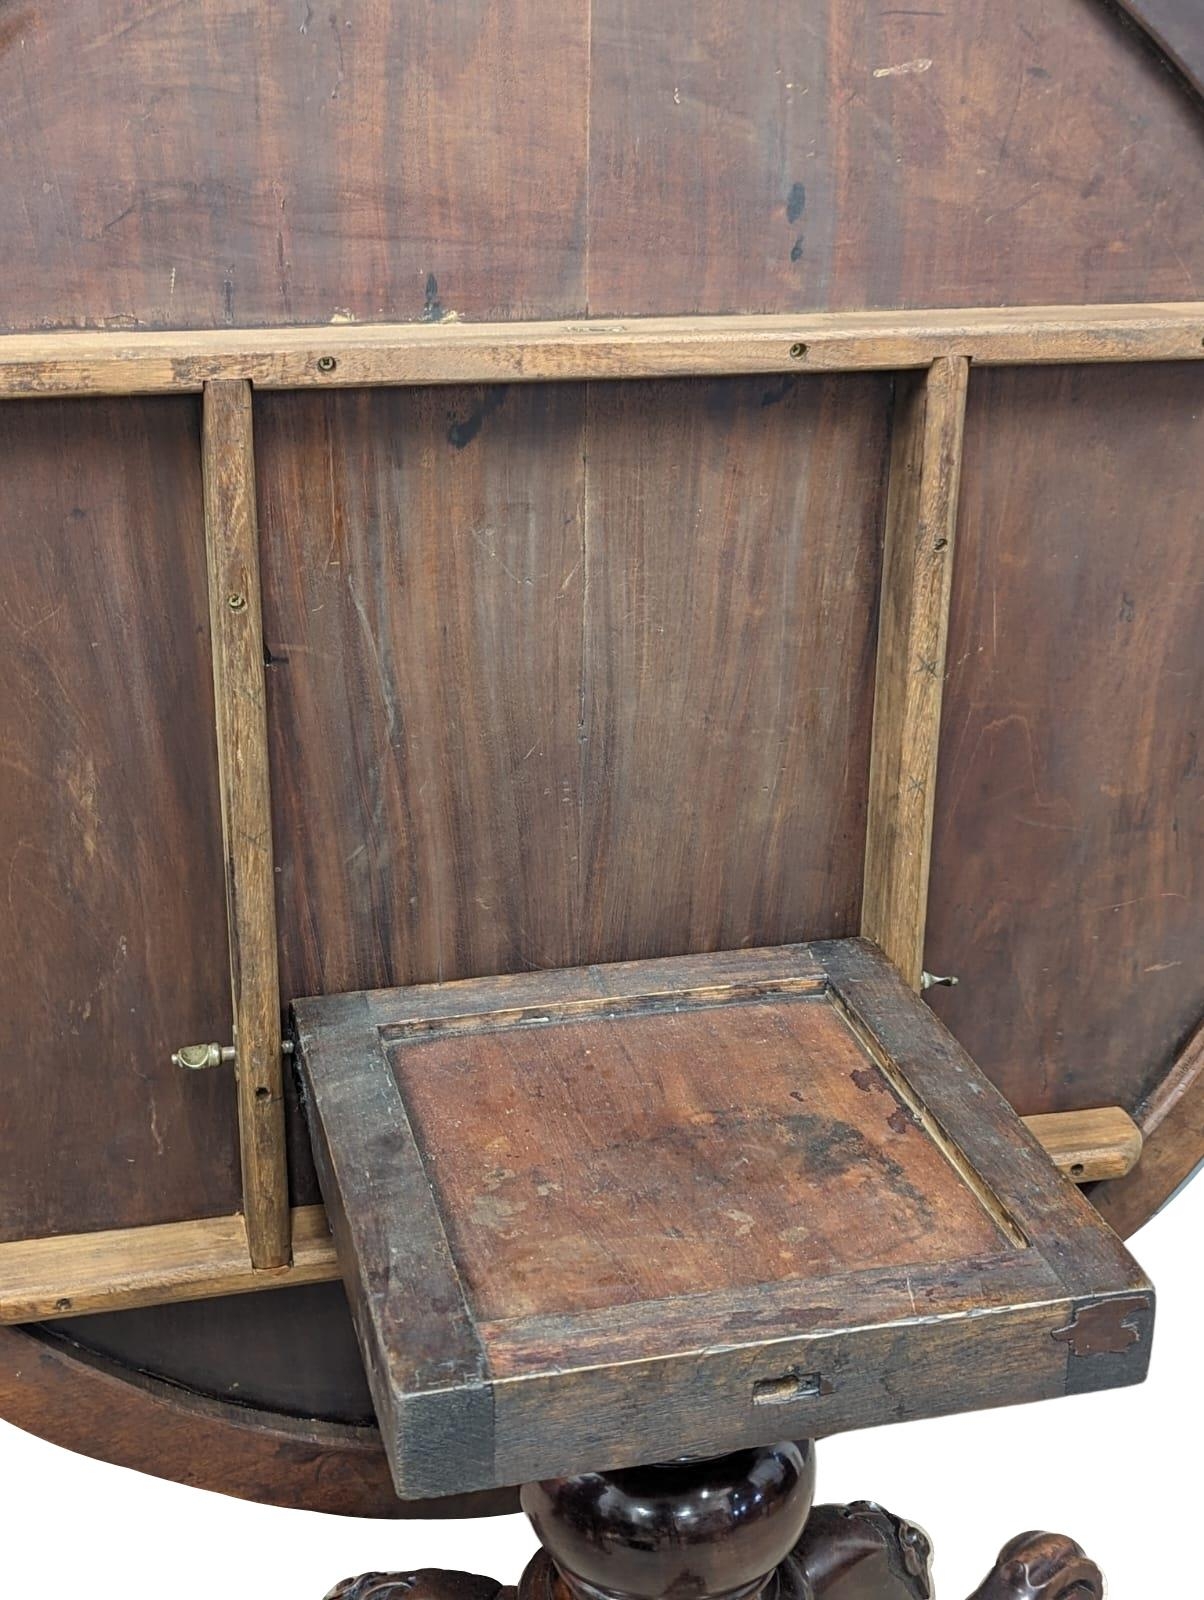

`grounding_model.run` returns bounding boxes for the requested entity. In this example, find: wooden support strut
[0,1108,1141,1325]
[201,379,291,1270]
[862,356,969,989]
[0,303,1200,399]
